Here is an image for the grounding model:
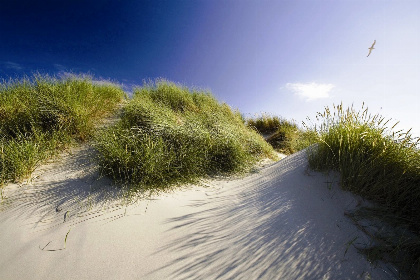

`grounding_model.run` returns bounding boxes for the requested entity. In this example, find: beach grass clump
[305,103,420,277]
[0,74,126,185]
[95,79,276,191]
[265,120,315,154]
[246,114,282,135]
[247,114,314,154]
